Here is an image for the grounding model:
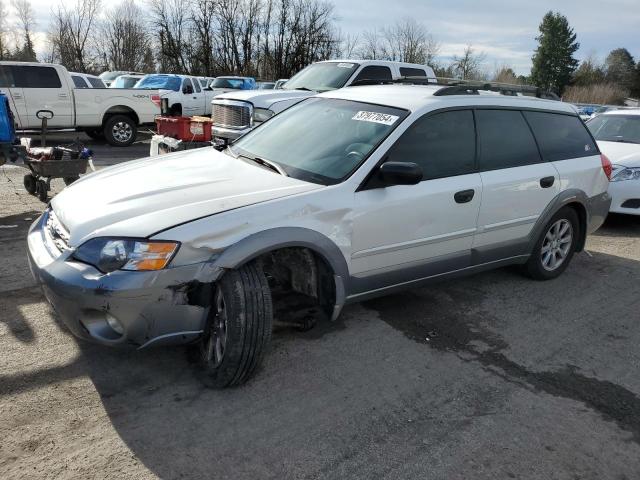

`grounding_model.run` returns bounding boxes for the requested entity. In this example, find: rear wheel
[103,115,137,147]
[198,262,273,388]
[524,207,579,280]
